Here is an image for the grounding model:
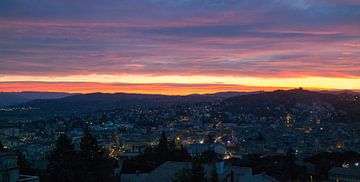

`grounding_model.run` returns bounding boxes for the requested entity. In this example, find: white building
[0,151,19,182]
[0,151,39,182]
[120,161,278,182]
